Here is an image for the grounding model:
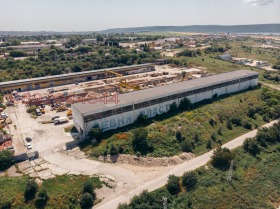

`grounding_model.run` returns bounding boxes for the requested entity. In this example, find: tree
[35,189,49,208]
[72,65,82,72]
[135,114,148,125]
[180,140,193,152]
[175,130,183,142]
[169,102,178,113]
[109,144,119,156]
[132,128,152,155]
[211,147,235,170]
[179,98,192,111]
[166,175,181,195]
[89,126,102,142]
[82,181,96,201]
[24,179,38,202]
[9,50,26,57]
[80,193,93,209]
[206,140,212,149]
[227,121,233,130]
[182,171,197,191]
[243,138,261,156]
[0,150,14,171]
